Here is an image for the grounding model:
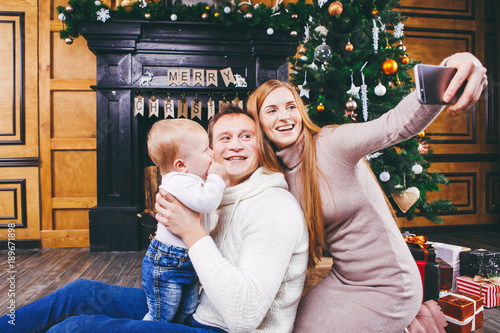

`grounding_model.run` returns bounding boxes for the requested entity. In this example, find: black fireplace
[80,20,299,251]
